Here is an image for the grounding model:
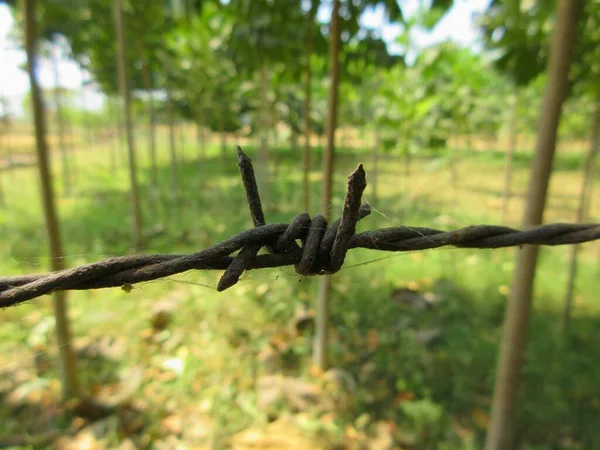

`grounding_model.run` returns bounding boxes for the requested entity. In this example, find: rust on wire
[1,147,599,308]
